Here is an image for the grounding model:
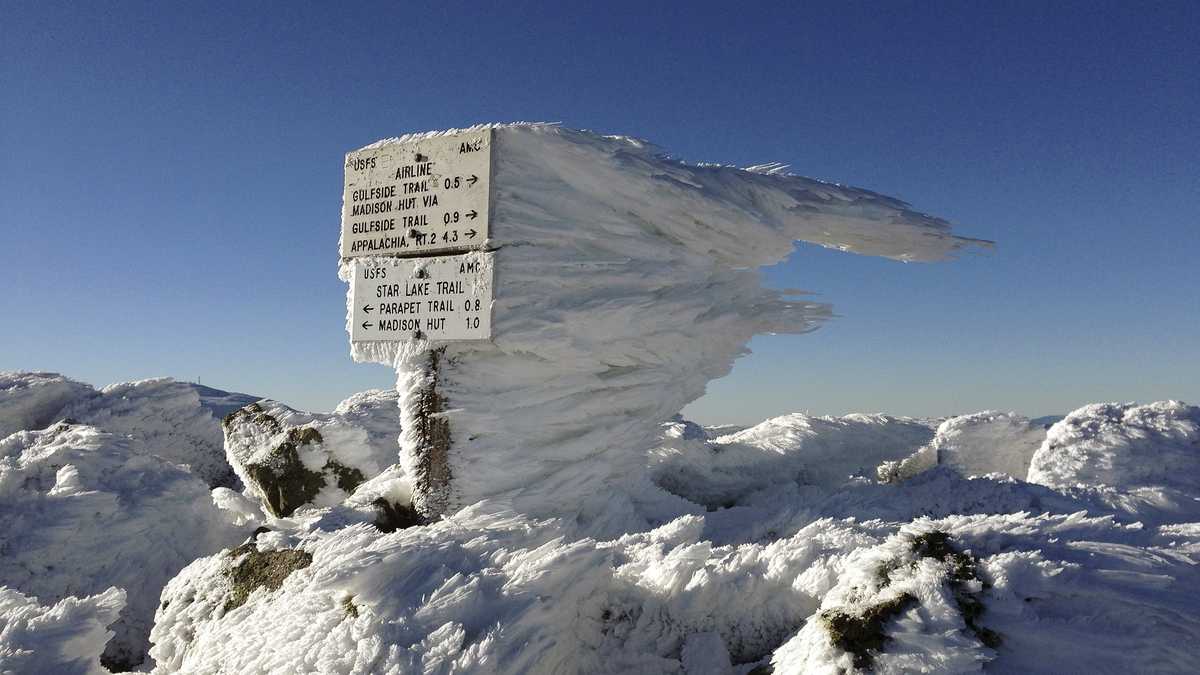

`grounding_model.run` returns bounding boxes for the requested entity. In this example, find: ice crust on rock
[341,124,986,522]
[222,390,403,518]
[0,422,244,670]
[0,586,125,675]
